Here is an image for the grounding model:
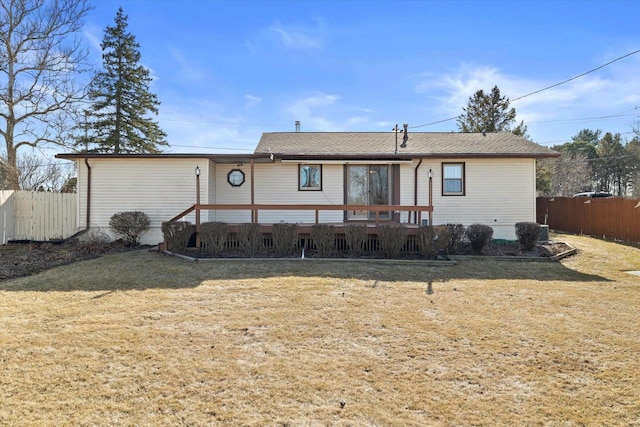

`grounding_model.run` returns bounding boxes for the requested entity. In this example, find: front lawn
[0,233,638,425]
